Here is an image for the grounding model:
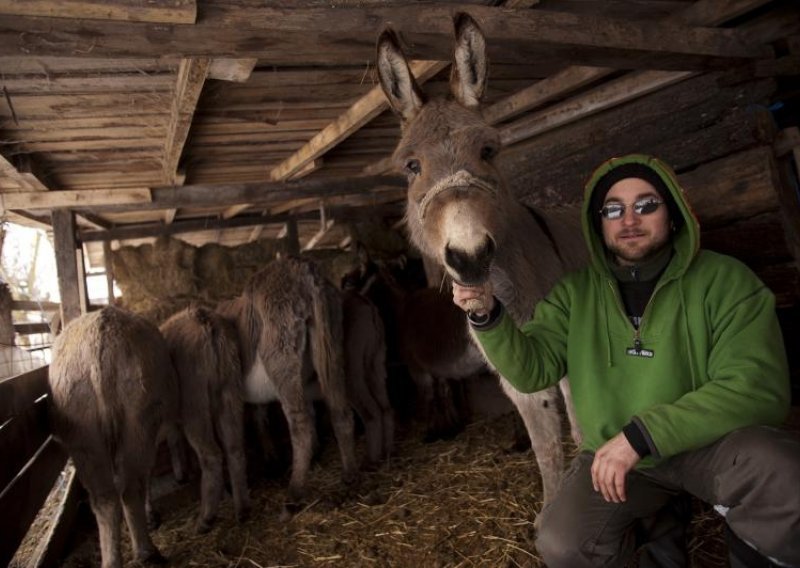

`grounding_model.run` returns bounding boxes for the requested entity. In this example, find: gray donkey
[49,306,179,568]
[160,306,250,533]
[376,14,586,505]
[219,257,358,512]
